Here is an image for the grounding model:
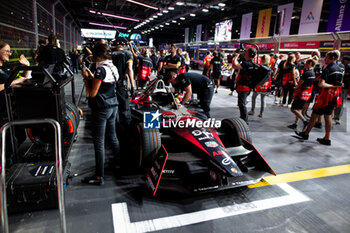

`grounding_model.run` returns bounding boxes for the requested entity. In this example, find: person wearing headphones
[232,48,257,122]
